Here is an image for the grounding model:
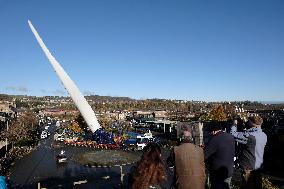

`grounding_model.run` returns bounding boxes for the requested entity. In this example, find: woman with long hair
[129,143,167,189]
